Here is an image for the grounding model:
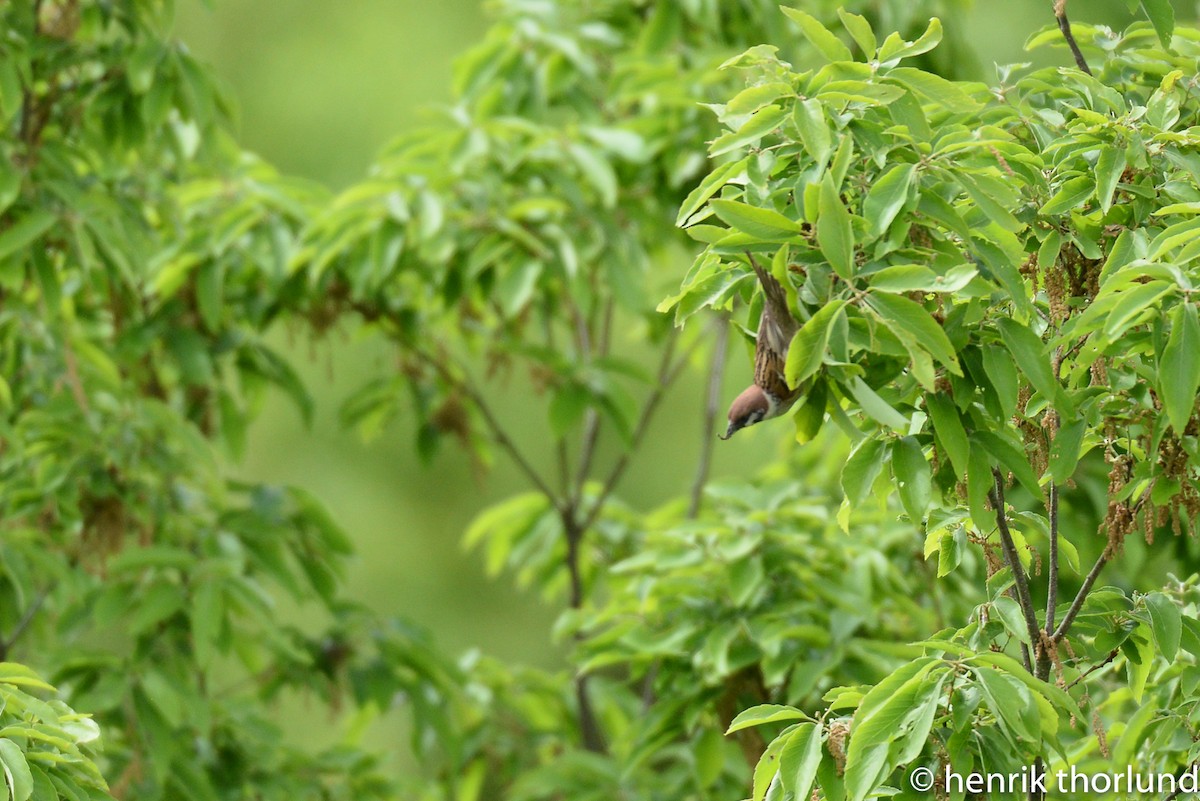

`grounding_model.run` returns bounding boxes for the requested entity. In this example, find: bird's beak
[719,420,739,440]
